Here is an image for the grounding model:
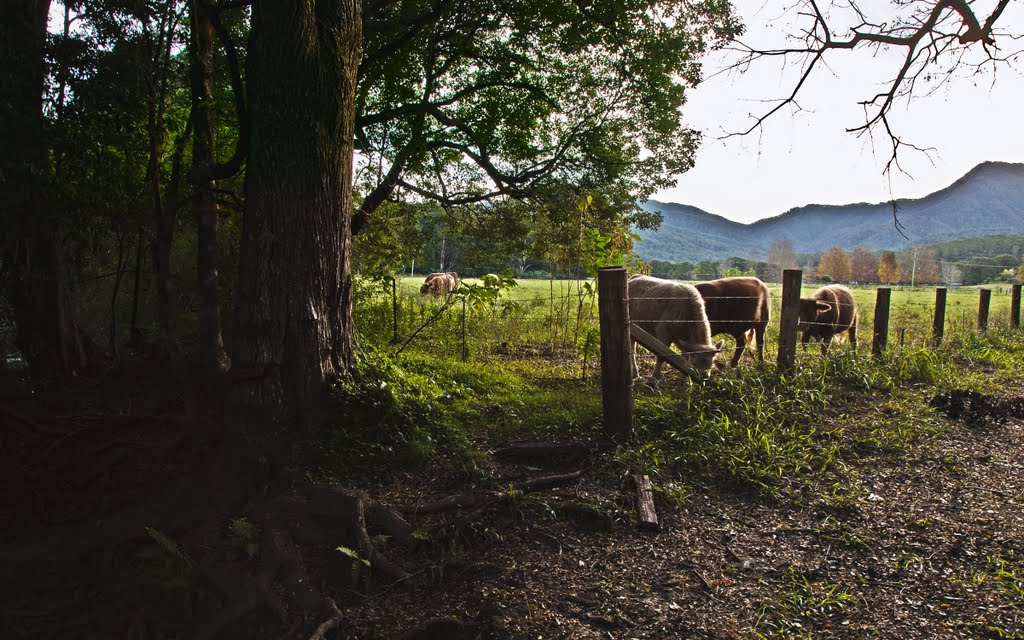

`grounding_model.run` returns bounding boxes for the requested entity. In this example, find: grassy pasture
[361,277,1020,373]
[339,275,1024,491]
